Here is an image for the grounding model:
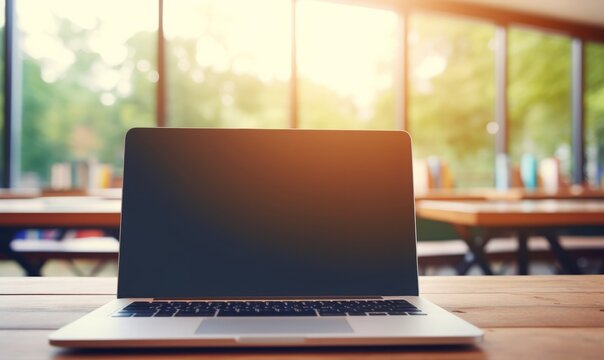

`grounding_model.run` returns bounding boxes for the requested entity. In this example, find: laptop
[49,128,483,348]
